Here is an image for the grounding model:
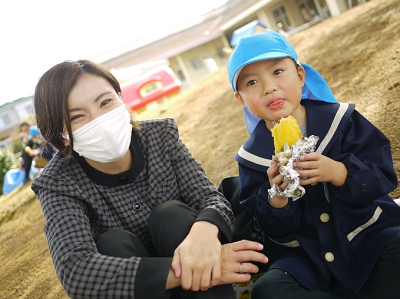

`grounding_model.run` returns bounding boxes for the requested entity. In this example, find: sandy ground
[0,0,399,297]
